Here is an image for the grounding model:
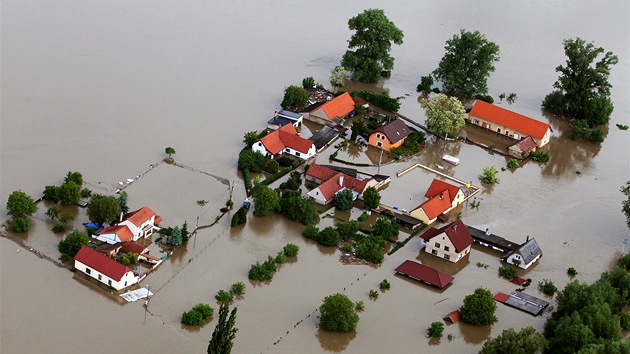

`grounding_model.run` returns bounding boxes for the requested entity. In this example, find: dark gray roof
[518,238,542,265]
[267,115,296,127]
[504,291,549,316]
[308,125,340,149]
[301,101,325,113]
[277,110,302,119]
[373,119,412,143]
[320,164,357,178]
